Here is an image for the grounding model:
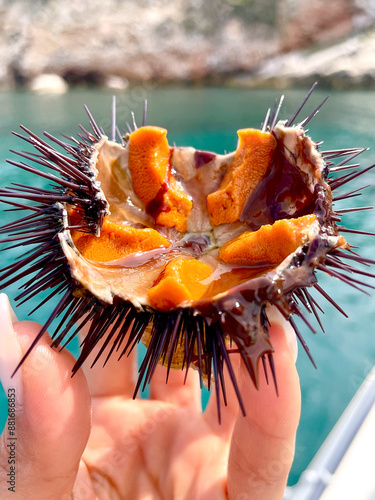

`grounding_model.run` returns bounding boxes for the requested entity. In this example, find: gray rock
[0,0,373,89]
[228,32,375,89]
